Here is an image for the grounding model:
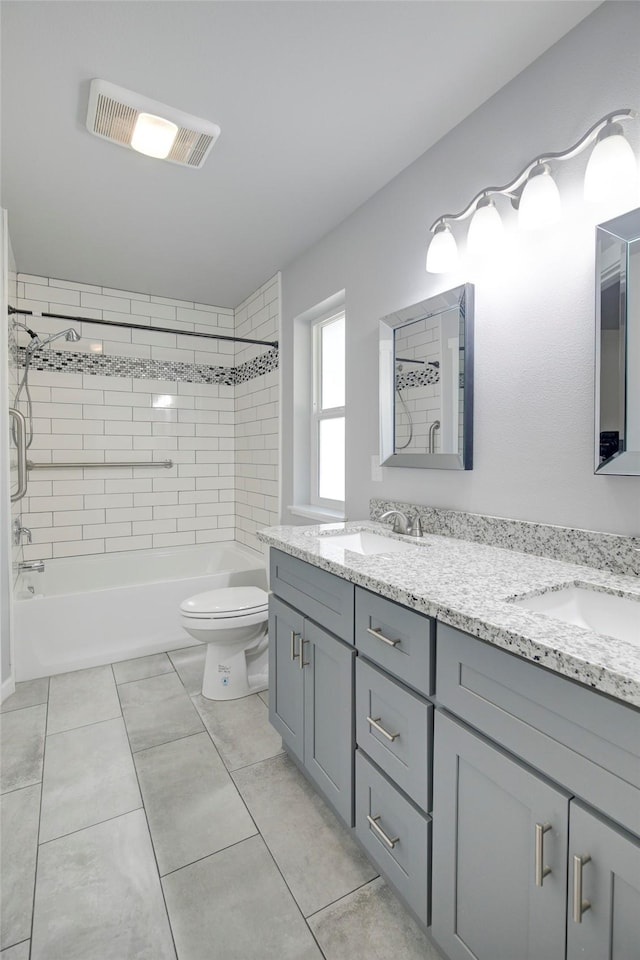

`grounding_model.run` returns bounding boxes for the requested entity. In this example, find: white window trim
[310,310,345,511]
